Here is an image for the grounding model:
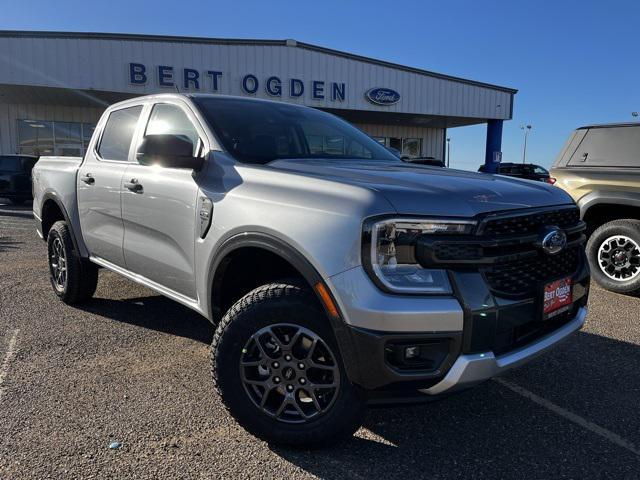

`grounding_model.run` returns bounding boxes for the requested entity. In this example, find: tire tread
[210,281,365,447]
